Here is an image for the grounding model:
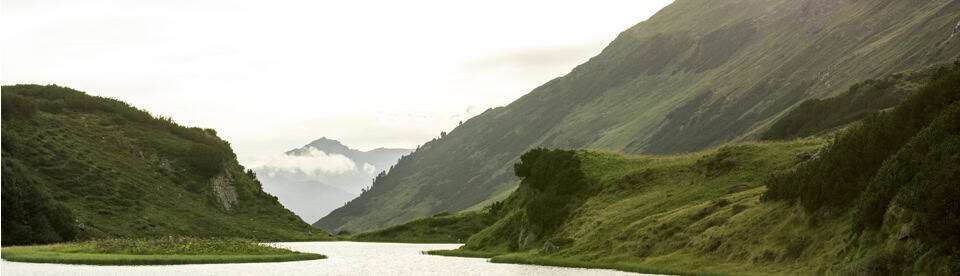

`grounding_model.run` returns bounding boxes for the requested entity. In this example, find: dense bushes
[1,92,38,120]
[186,144,230,178]
[886,103,960,245]
[2,85,229,148]
[513,148,588,233]
[762,67,935,140]
[761,62,960,249]
[1,158,78,246]
[3,85,236,178]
